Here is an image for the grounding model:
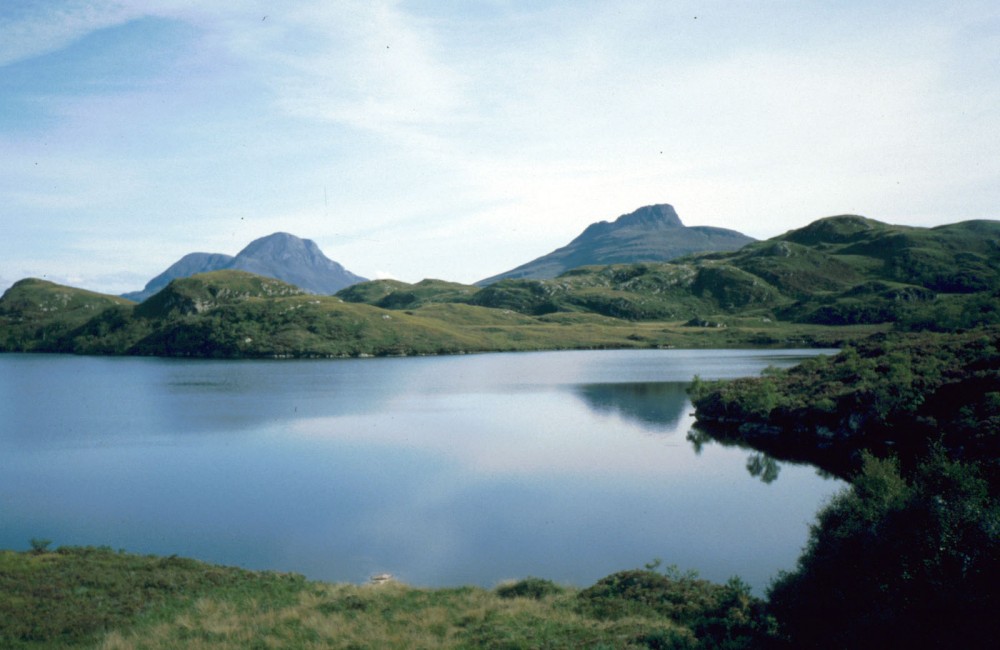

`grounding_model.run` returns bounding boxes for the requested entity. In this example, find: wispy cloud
[1,1,998,293]
[0,0,142,66]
